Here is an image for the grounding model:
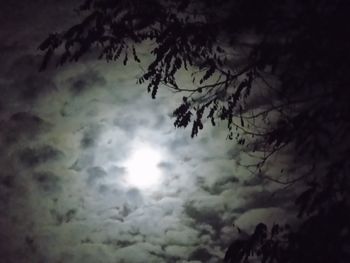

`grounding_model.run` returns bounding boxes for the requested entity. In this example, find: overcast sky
[0,1,296,262]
